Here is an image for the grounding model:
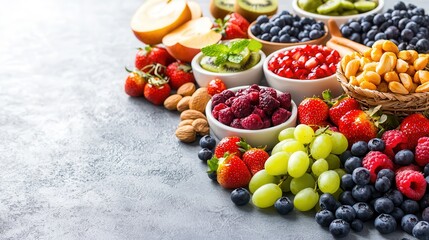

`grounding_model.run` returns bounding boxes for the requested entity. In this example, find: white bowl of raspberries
[205,85,297,150]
